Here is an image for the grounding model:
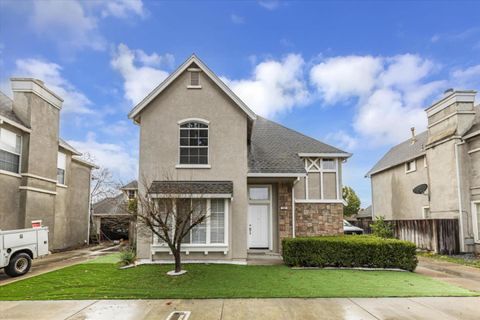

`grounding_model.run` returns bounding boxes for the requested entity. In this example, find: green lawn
[0,255,476,300]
